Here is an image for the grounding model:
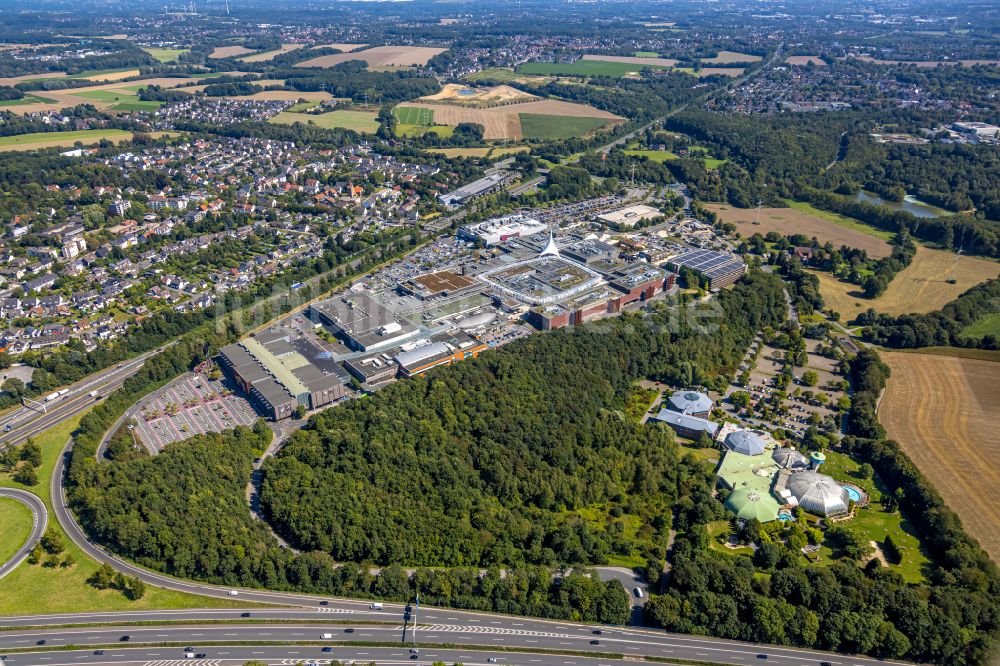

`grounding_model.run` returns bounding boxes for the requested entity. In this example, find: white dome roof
[786,471,850,516]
